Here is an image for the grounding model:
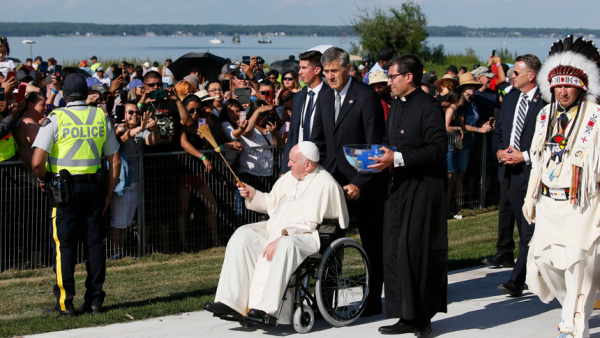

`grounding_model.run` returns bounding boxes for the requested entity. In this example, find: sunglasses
[259,91,273,95]
[283,77,294,81]
[513,70,530,77]
[126,110,142,115]
[145,82,162,88]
